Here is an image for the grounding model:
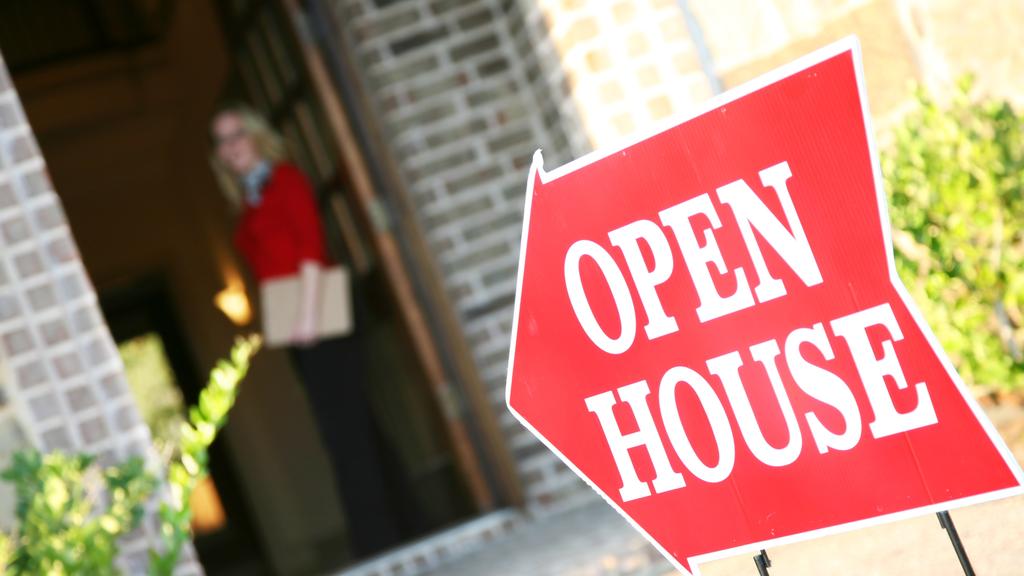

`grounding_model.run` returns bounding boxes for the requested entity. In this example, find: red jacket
[234,163,330,281]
